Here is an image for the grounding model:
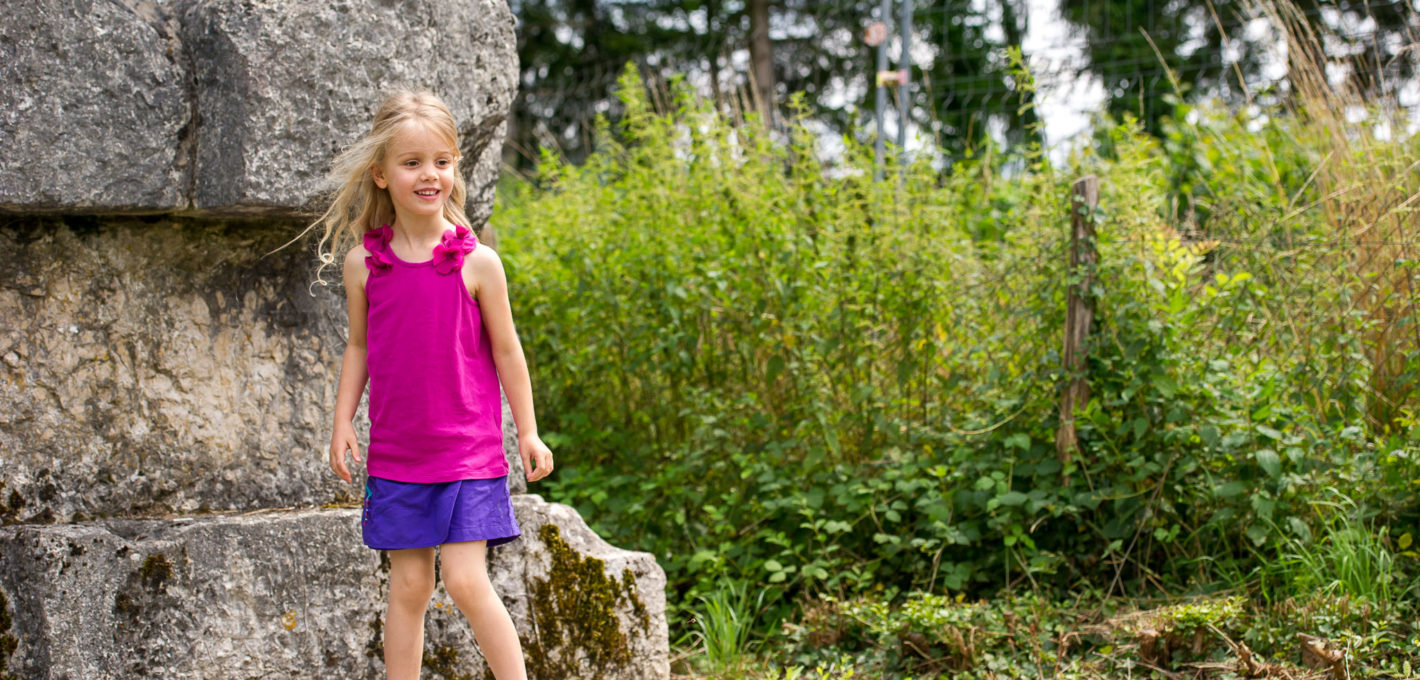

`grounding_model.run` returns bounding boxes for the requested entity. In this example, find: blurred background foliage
[504,0,1418,166]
